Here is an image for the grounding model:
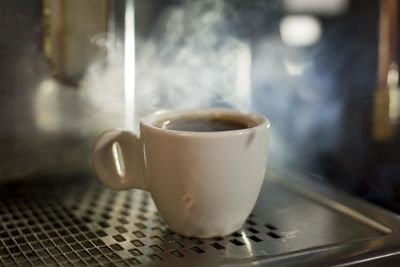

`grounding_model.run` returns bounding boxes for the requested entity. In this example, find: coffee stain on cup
[183,194,195,215]
[242,131,256,151]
